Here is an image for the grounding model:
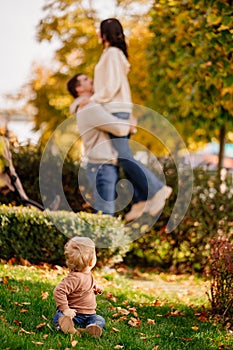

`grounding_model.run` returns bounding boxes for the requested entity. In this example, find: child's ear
[89,259,93,266]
